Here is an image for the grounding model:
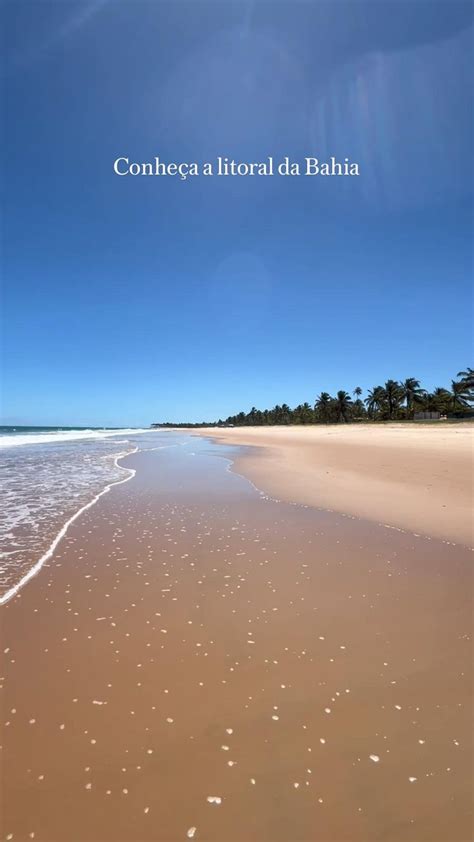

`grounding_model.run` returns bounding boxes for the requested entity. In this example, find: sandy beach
[195,424,474,547]
[1,435,472,841]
